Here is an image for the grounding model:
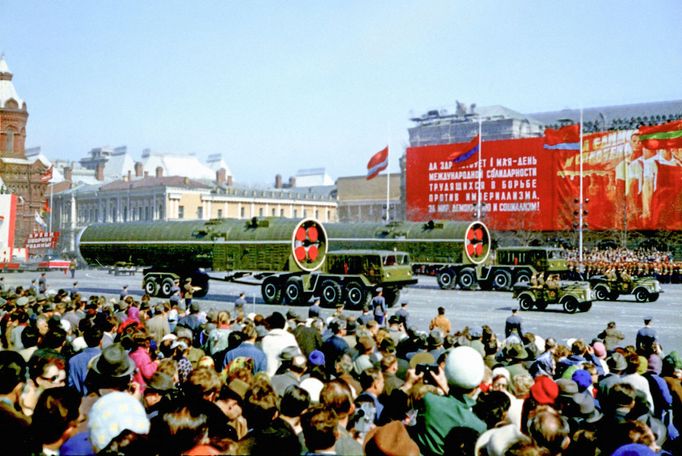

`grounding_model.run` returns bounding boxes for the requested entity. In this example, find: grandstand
[408,99,682,146]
